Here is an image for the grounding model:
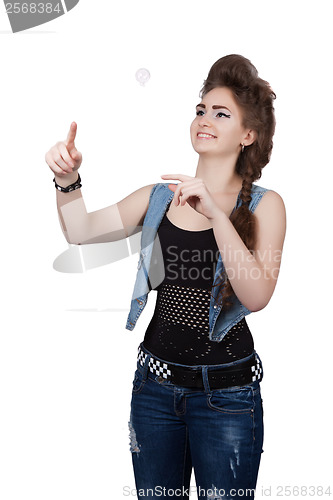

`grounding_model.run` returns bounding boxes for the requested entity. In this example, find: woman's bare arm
[56,180,155,245]
[211,190,287,311]
[46,122,155,245]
